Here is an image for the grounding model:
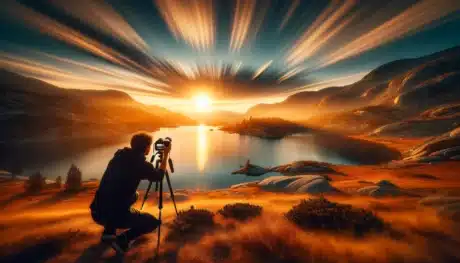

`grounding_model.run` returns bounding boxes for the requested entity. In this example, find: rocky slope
[0,69,194,170]
[0,69,194,141]
[247,46,460,135]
